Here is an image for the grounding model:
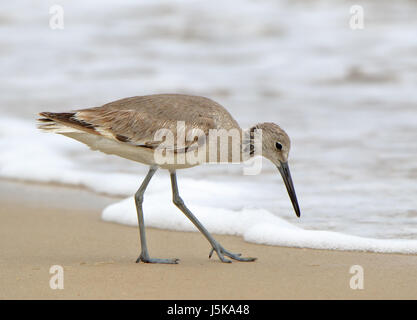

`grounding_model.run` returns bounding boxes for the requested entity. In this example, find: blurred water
[1,0,417,240]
